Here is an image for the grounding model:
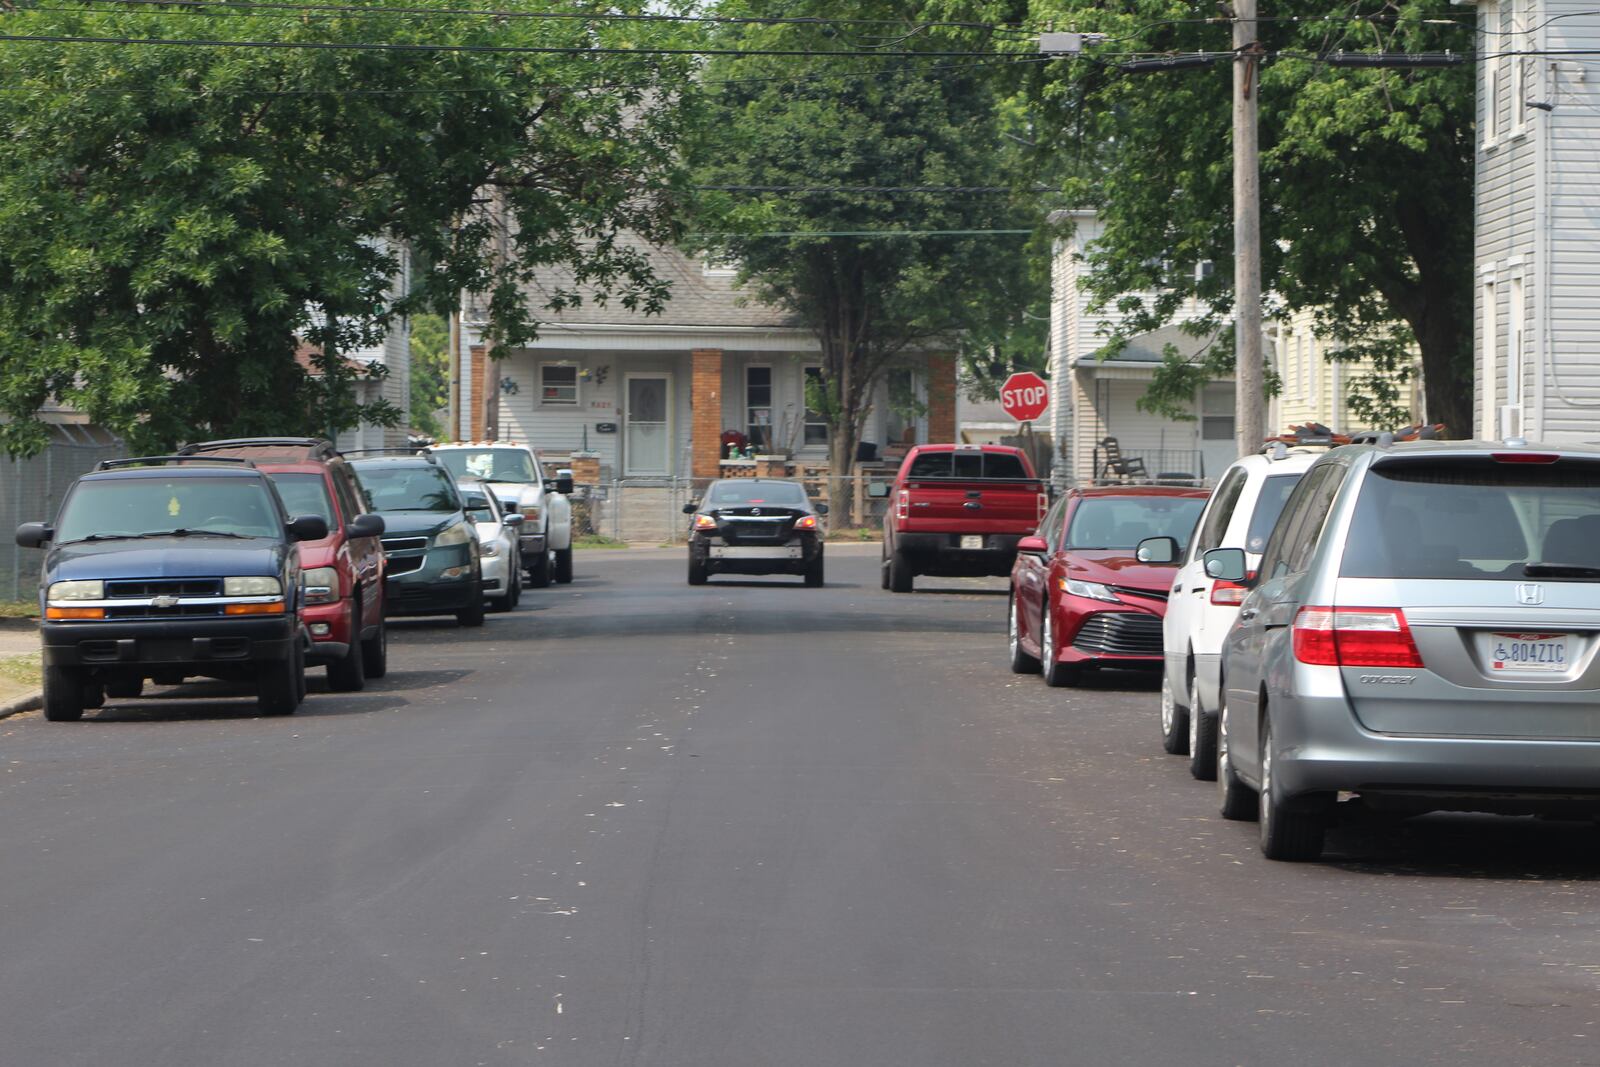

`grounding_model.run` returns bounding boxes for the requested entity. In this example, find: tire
[1160,667,1188,755]
[804,554,825,587]
[554,547,573,584]
[527,549,552,589]
[1040,604,1081,688]
[104,676,144,700]
[456,584,486,628]
[888,548,914,593]
[688,554,708,586]
[326,609,367,692]
[1258,716,1330,862]
[509,565,522,608]
[1008,591,1041,674]
[1188,672,1218,781]
[361,620,388,679]
[1216,688,1256,820]
[489,579,515,614]
[42,665,86,722]
[257,645,302,716]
